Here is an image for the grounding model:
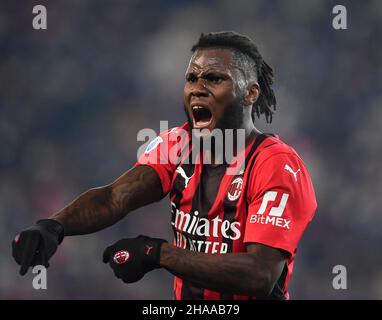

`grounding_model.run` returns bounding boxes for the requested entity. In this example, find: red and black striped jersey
[136,122,317,300]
